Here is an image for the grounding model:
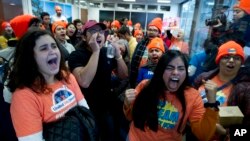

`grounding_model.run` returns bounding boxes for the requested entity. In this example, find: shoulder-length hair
[132,50,190,133]
[8,29,69,93]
